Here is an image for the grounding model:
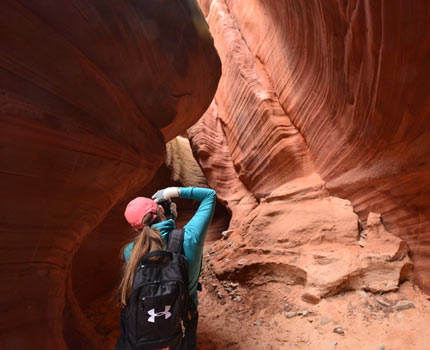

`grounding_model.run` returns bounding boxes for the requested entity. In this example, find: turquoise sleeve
[180,187,216,247]
[124,242,133,263]
[179,187,216,303]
